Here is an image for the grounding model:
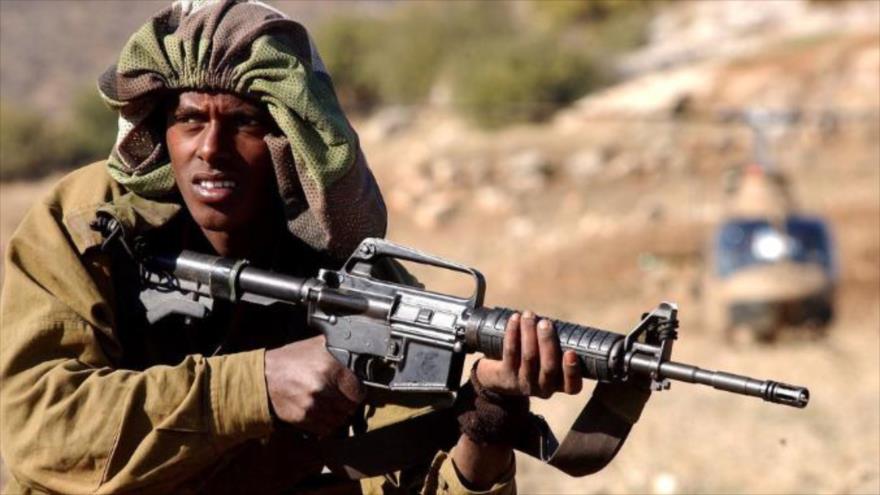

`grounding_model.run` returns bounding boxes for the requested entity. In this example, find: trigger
[356,356,396,386]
